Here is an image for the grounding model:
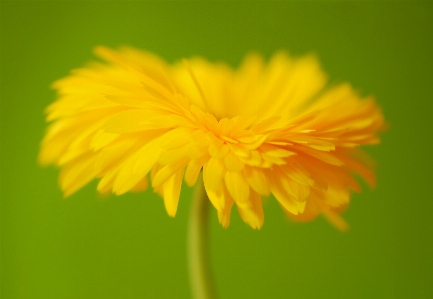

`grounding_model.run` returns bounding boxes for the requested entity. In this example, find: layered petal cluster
[39,46,385,230]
